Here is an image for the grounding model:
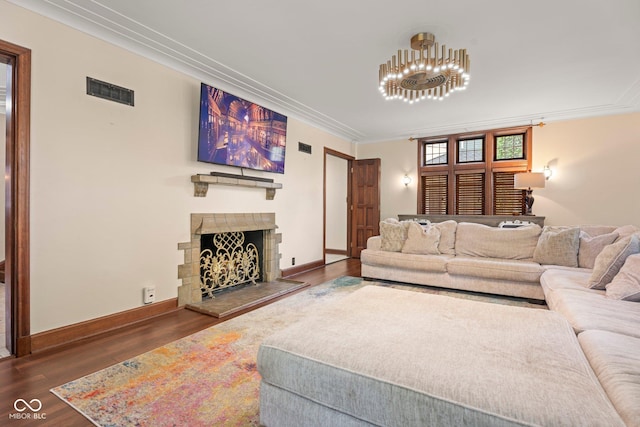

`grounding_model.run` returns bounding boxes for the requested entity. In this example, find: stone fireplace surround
[177,213,282,306]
